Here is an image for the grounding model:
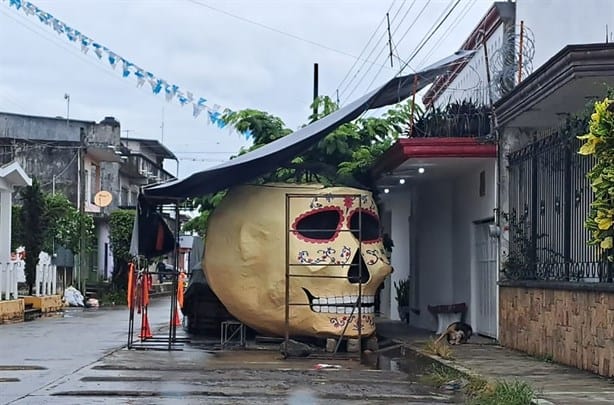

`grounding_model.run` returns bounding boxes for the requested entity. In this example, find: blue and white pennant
[3,0,250,138]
